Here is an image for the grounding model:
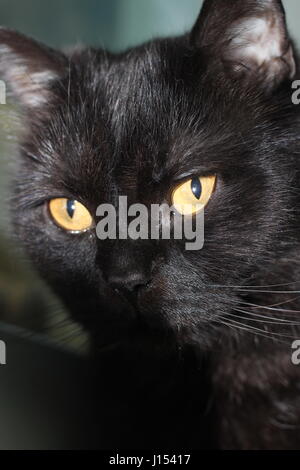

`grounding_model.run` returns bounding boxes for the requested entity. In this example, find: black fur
[1,0,300,449]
